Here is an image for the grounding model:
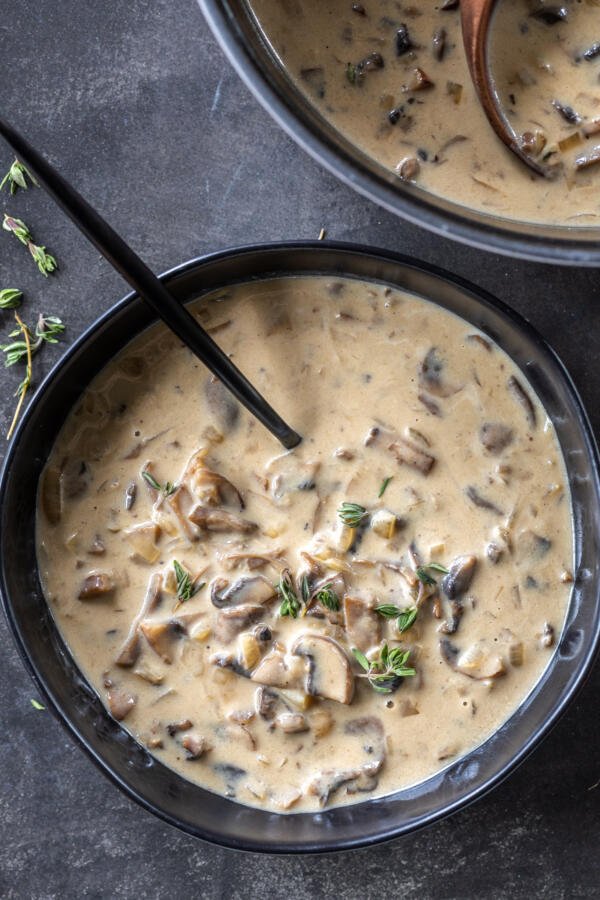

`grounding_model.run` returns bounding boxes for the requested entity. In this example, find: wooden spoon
[460,0,557,178]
